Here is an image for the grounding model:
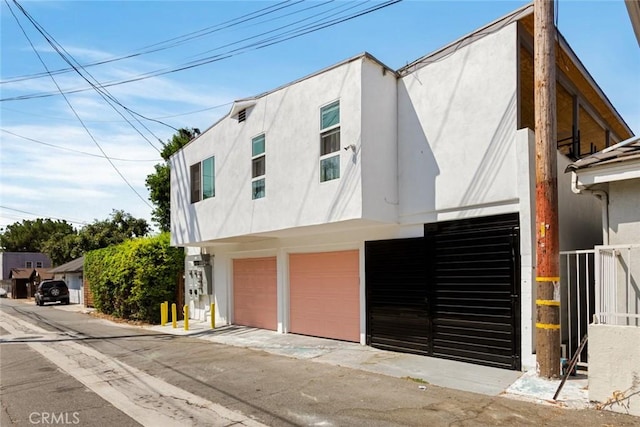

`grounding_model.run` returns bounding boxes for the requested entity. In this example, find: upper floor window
[202,157,215,200]
[320,101,340,182]
[190,163,201,203]
[251,134,266,199]
[25,261,33,268]
[36,261,43,268]
[190,156,215,204]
